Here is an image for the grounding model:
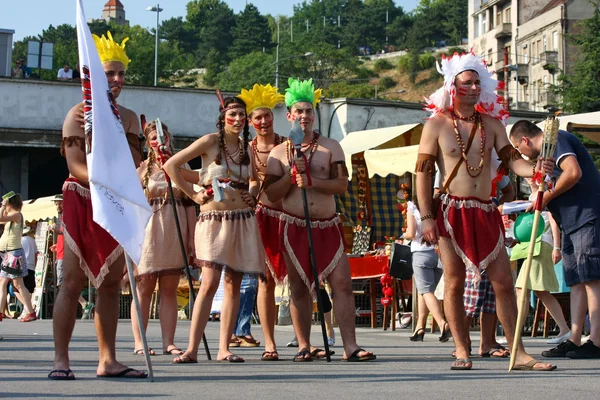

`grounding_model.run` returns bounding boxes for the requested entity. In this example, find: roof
[339,123,423,177]
[104,0,124,9]
[532,0,568,19]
